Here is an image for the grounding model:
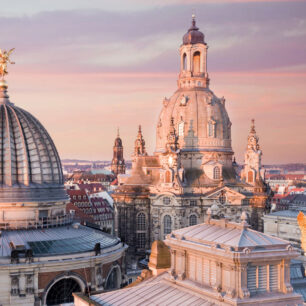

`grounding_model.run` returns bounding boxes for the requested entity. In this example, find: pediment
[205,186,246,200]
